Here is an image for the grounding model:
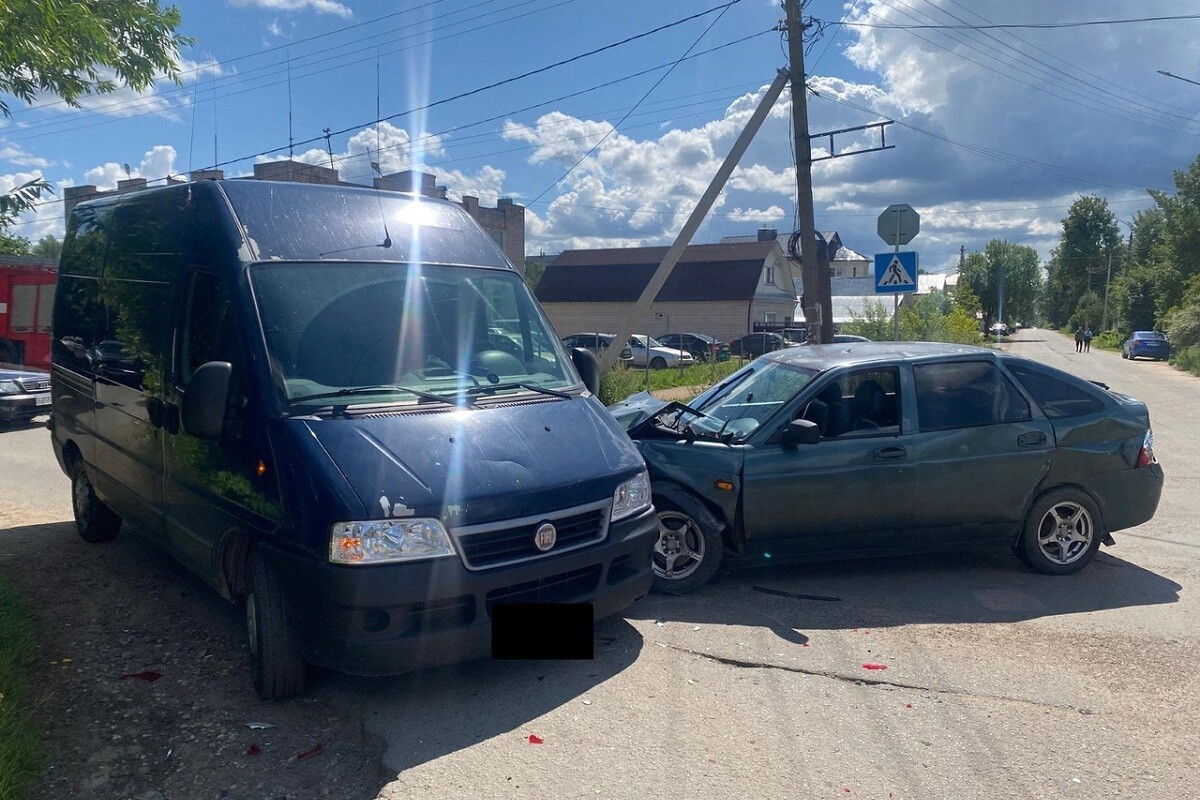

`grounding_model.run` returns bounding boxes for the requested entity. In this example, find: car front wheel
[70,460,121,543]
[651,495,724,594]
[247,550,307,700]
[1018,488,1103,575]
